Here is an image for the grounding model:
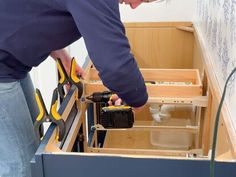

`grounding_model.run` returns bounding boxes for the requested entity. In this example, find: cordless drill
[86,91,114,103]
[85,91,134,129]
